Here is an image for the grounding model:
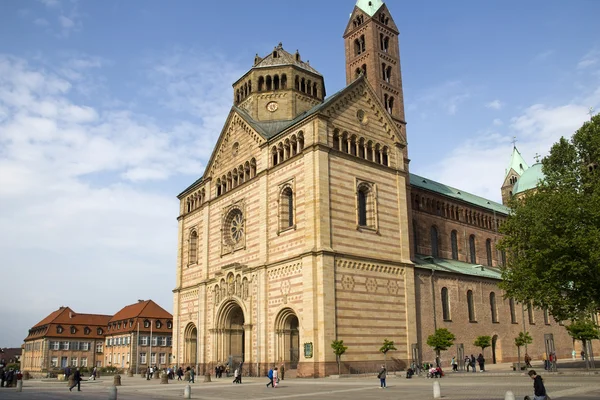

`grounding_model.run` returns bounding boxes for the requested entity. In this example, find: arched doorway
[184,323,197,366]
[492,334,500,364]
[215,301,246,367]
[275,308,300,369]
